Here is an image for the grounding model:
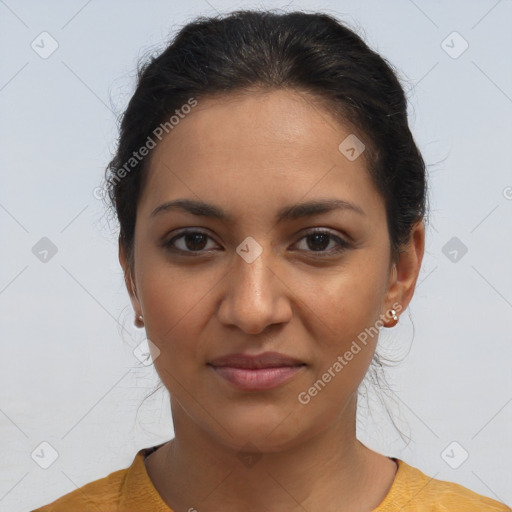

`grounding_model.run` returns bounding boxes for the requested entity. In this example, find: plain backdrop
[1,1,511,510]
